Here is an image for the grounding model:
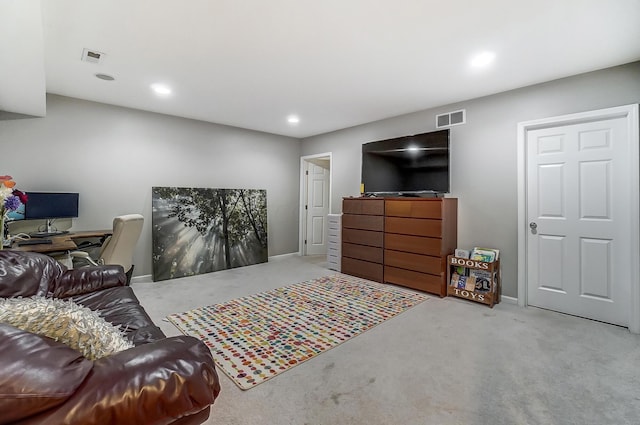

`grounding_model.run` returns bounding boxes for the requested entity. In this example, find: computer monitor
[24,192,79,235]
